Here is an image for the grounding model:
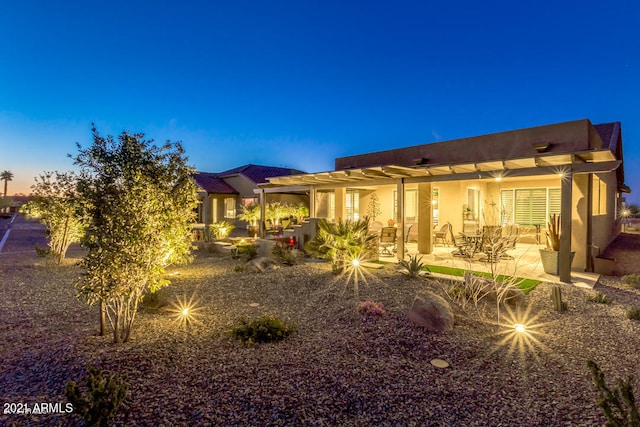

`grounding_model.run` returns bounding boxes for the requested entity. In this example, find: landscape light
[352,258,360,268]
[514,323,526,333]
[170,294,202,328]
